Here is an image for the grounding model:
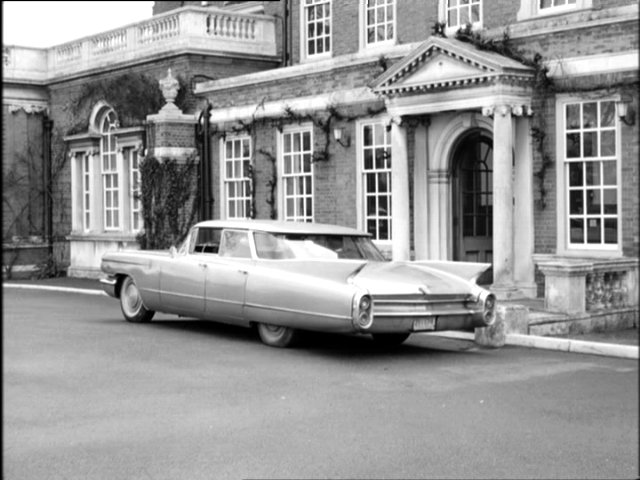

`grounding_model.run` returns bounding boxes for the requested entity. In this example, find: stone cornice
[502,4,638,40]
[195,42,419,94]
